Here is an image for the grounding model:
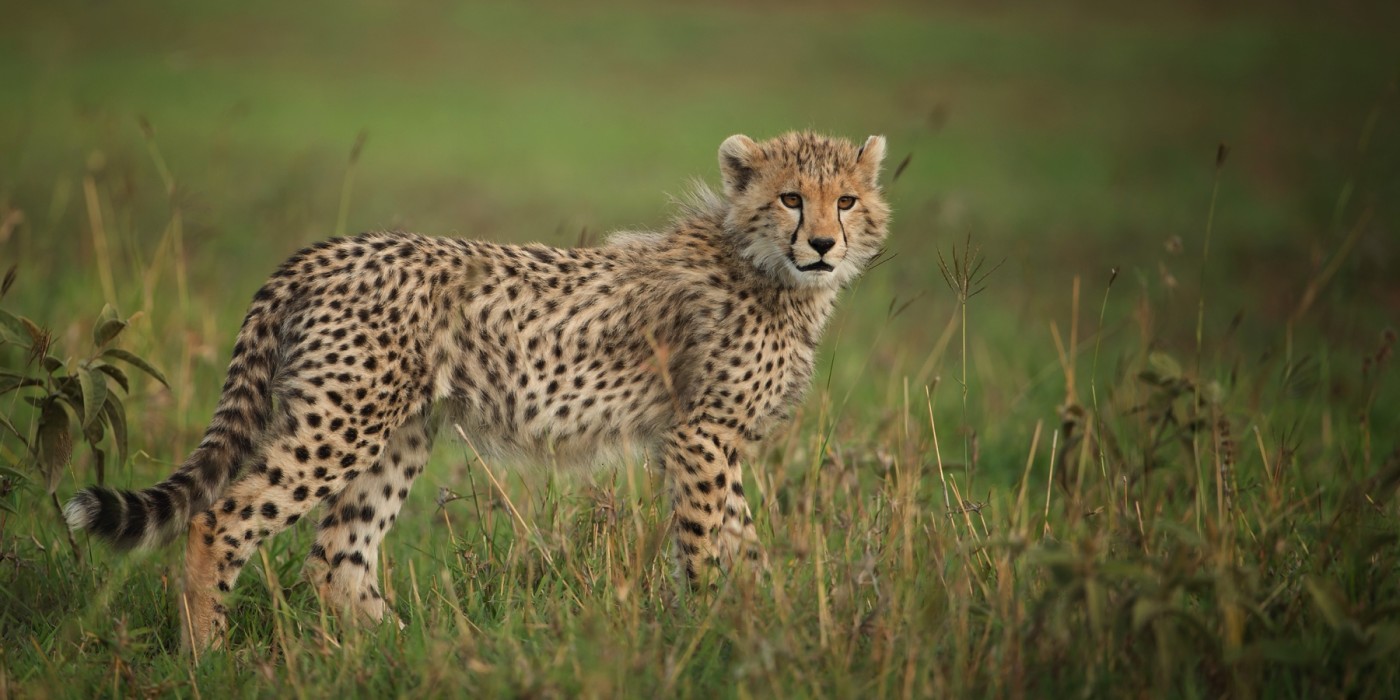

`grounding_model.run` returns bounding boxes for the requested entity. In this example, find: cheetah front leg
[662,422,765,587]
